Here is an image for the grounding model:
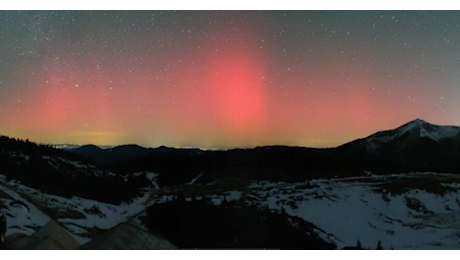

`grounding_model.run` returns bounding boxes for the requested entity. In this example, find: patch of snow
[207,191,244,206]
[248,181,284,189]
[129,211,149,232]
[58,158,92,169]
[188,173,203,185]
[55,192,150,229]
[132,172,159,188]
[0,178,50,236]
[63,223,91,244]
[146,172,159,188]
[225,191,243,201]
